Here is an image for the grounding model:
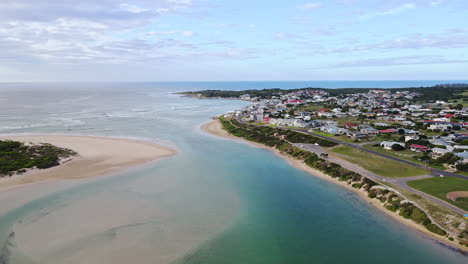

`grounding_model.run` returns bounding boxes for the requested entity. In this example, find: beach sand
[0,135,177,190]
[201,119,468,252]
